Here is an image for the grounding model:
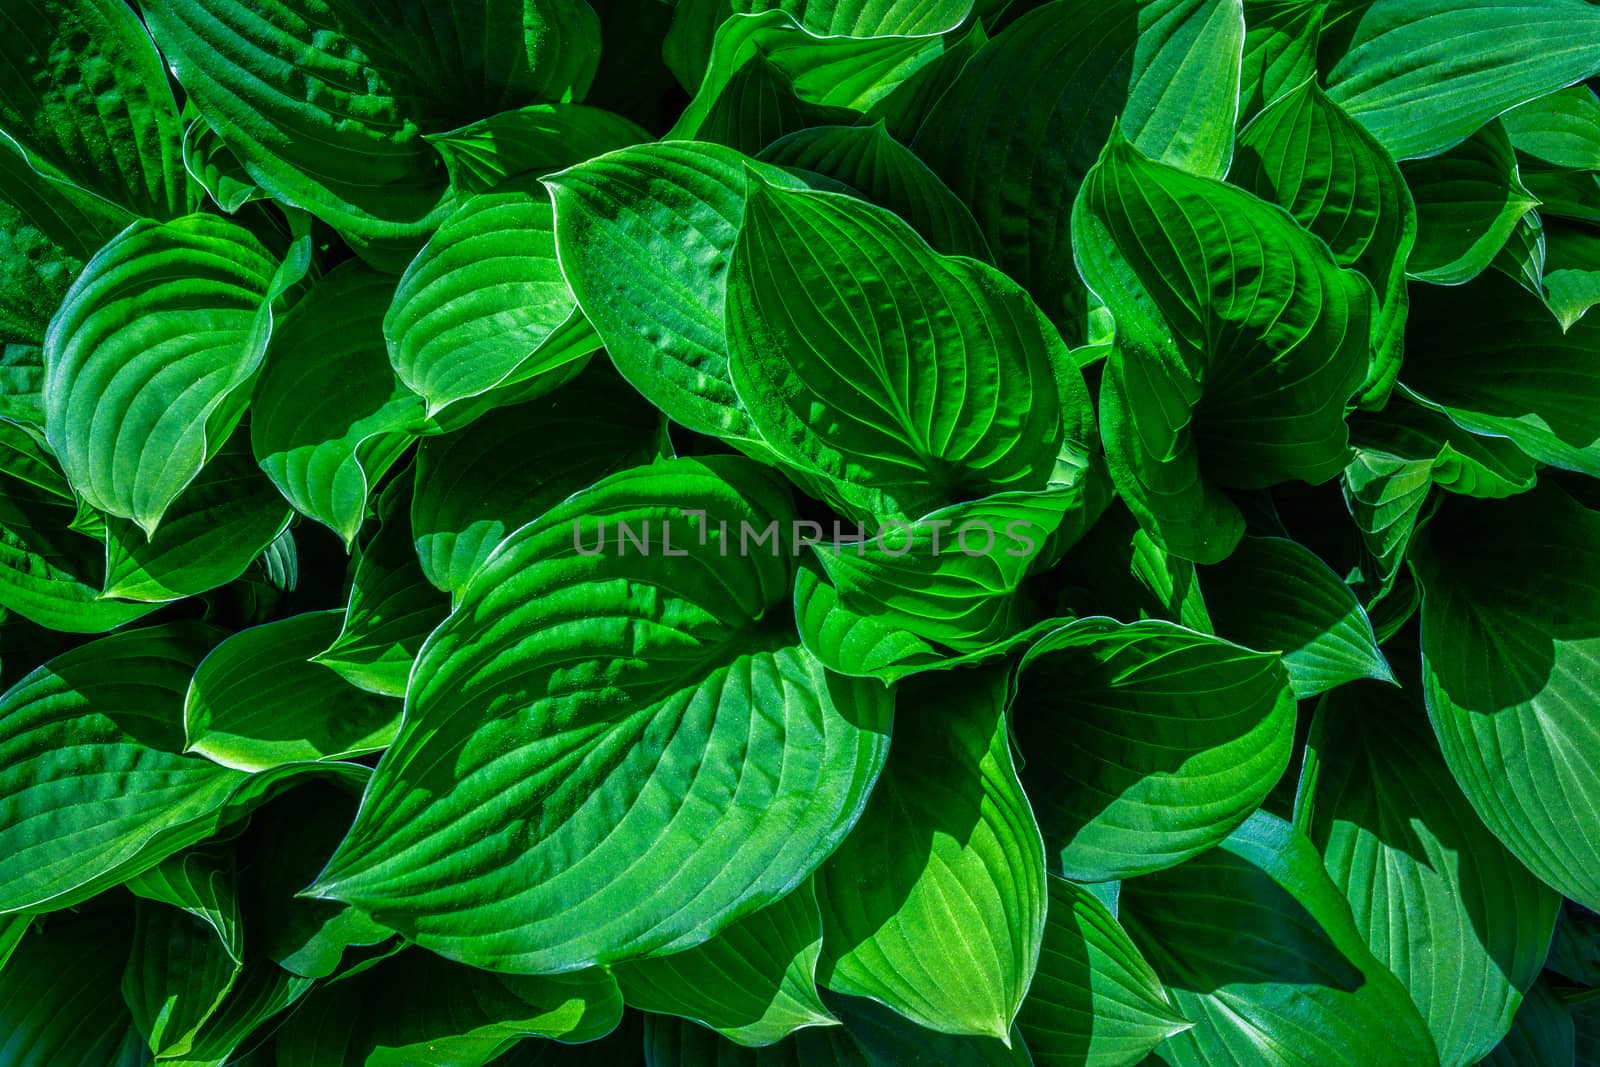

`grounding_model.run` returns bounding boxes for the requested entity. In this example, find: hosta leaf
[1232,79,1414,407]
[181,113,263,214]
[184,611,400,771]
[0,622,249,913]
[125,848,244,965]
[1341,449,1433,597]
[909,0,1244,337]
[685,55,861,155]
[1543,220,1600,331]
[1412,484,1600,911]
[1522,164,1600,224]
[1010,617,1295,880]
[792,562,948,682]
[1198,536,1392,698]
[1504,85,1600,171]
[43,215,307,535]
[101,426,292,602]
[315,469,449,697]
[1238,0,1325,120]
[1016,875,1190,1067]
[167,961,313,1067]
[143,0,601,257]
[866,21,987,144]
[614,880,837,1047]
[1323,0,1600,160]
[1056,503,1213,631]
[825,991,1032,1066]
[386,174,598,418]
[0,0,195,219]
[1120,811,1438,1066]
[644,1013,870,1066]
[1347,398,1538,500]
[1402,272,1600,478]
[1076,133,1369,563]
[1482,981,1577,1067]
[123,895,243,1058]
[1312,682,1560,1067]
[310,457,893,973]
[251,262,424,545]
[274,950,622,1066]
[814,665,1045,1041]
[410,361,666,601]
[727,179,1068,522]
[0,904,148,1066]
[1403,120,1538,285]
[426,102,650,194]
[1495,208,1549,296]
[546,141,807,441]
[0,342,46,427]
[0,913,25,971]
[758,123,990,261]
